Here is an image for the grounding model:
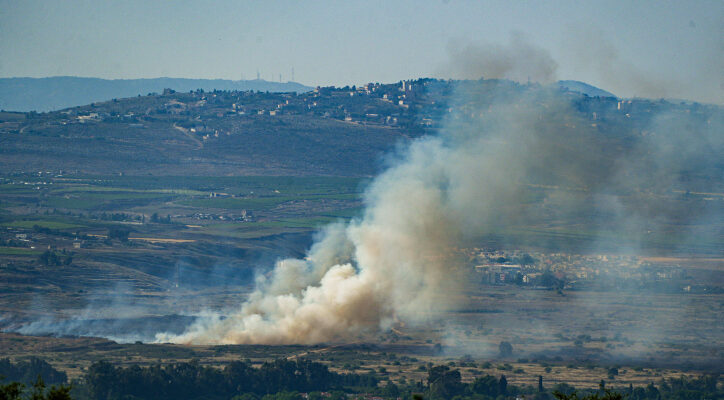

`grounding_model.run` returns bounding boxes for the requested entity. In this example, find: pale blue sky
[1,0,722,103]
